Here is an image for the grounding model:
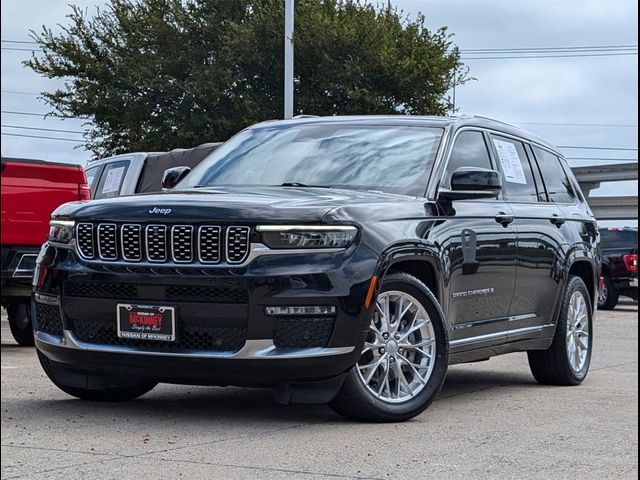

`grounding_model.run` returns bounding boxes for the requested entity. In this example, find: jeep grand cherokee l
[33,115,599,422]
